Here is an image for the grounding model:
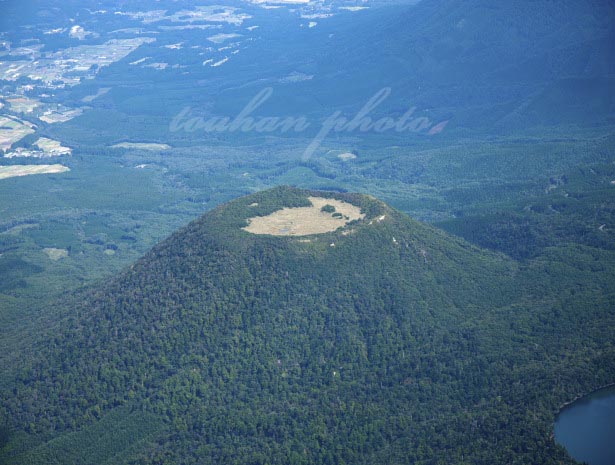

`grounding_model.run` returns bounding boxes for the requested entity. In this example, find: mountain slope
[1,187,614,464]
[208,0,615,133]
